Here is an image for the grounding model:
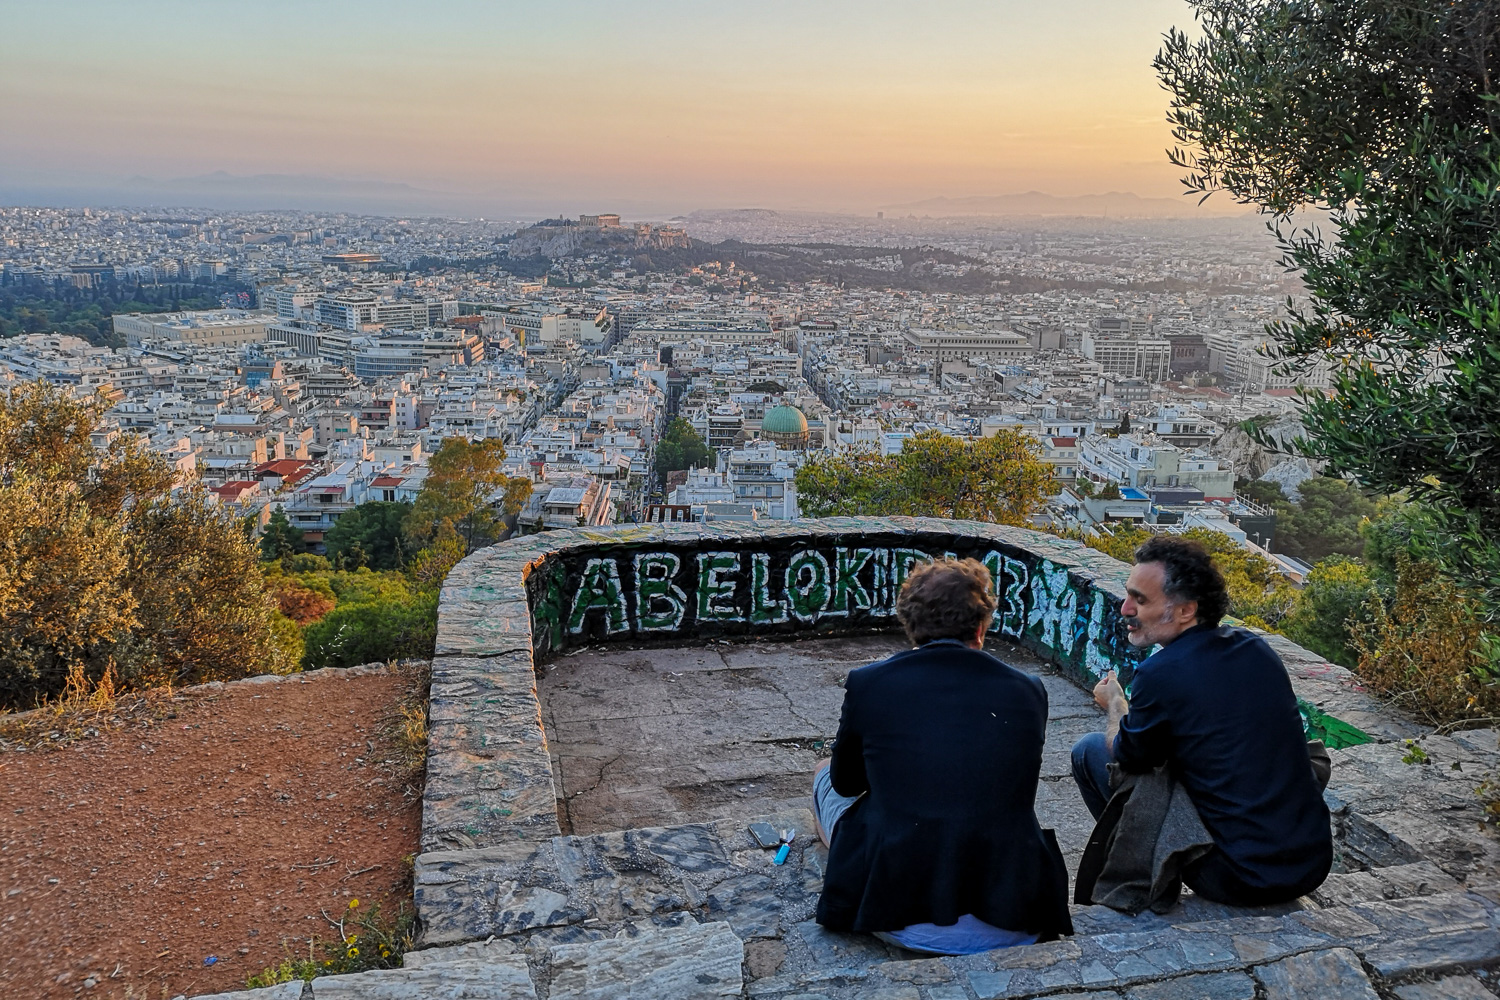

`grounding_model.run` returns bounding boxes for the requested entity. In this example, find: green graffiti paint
[785,549,831,623]
[750,551,789,624]
[531,561,567,654]
[833,547,875,616]
[696,551,742,621]
[567,556,629,635]
[1000,555,1030,639]
[1299,699,1374,750]
[635,552,688,632]
[1026,559,1078,652]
